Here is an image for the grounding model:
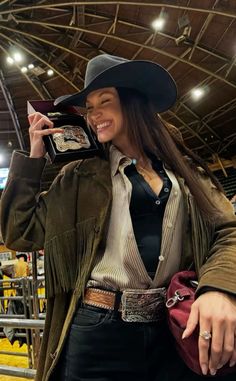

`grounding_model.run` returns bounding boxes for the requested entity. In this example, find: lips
[96,120,112,132]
